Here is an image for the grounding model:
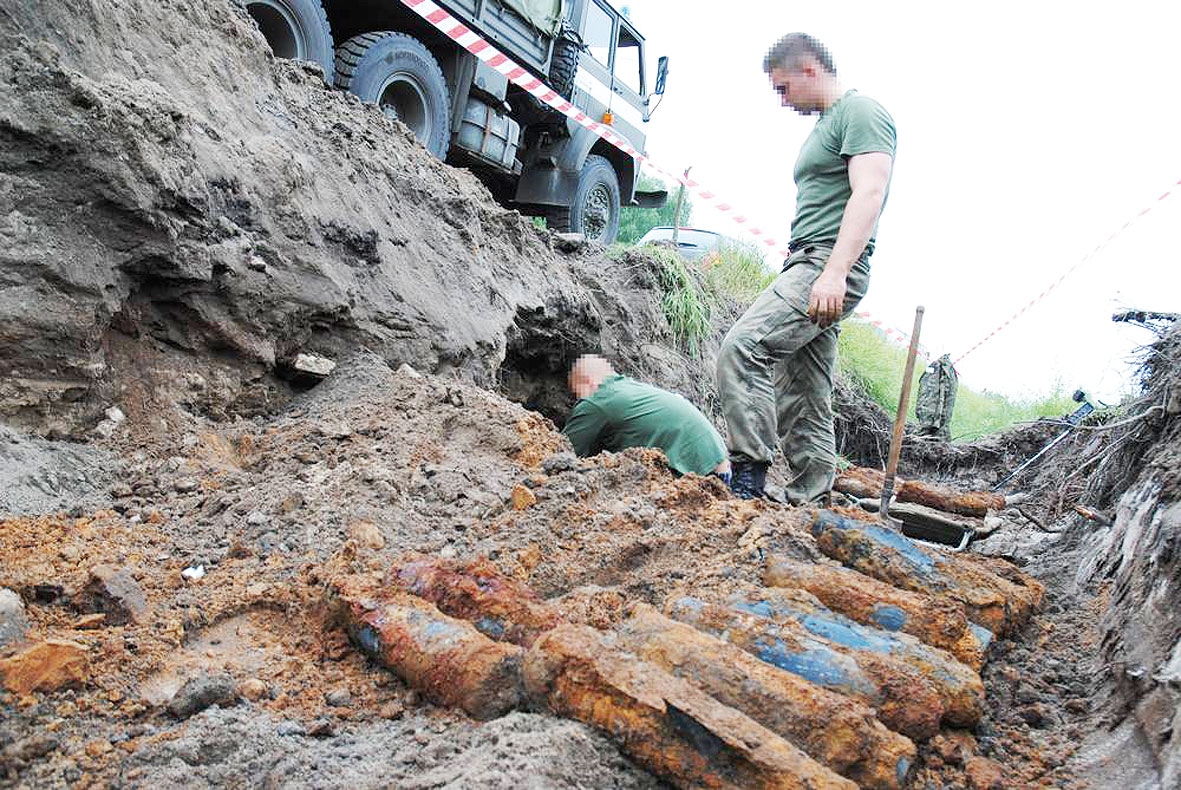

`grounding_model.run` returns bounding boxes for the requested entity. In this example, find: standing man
[717,33,896,503]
